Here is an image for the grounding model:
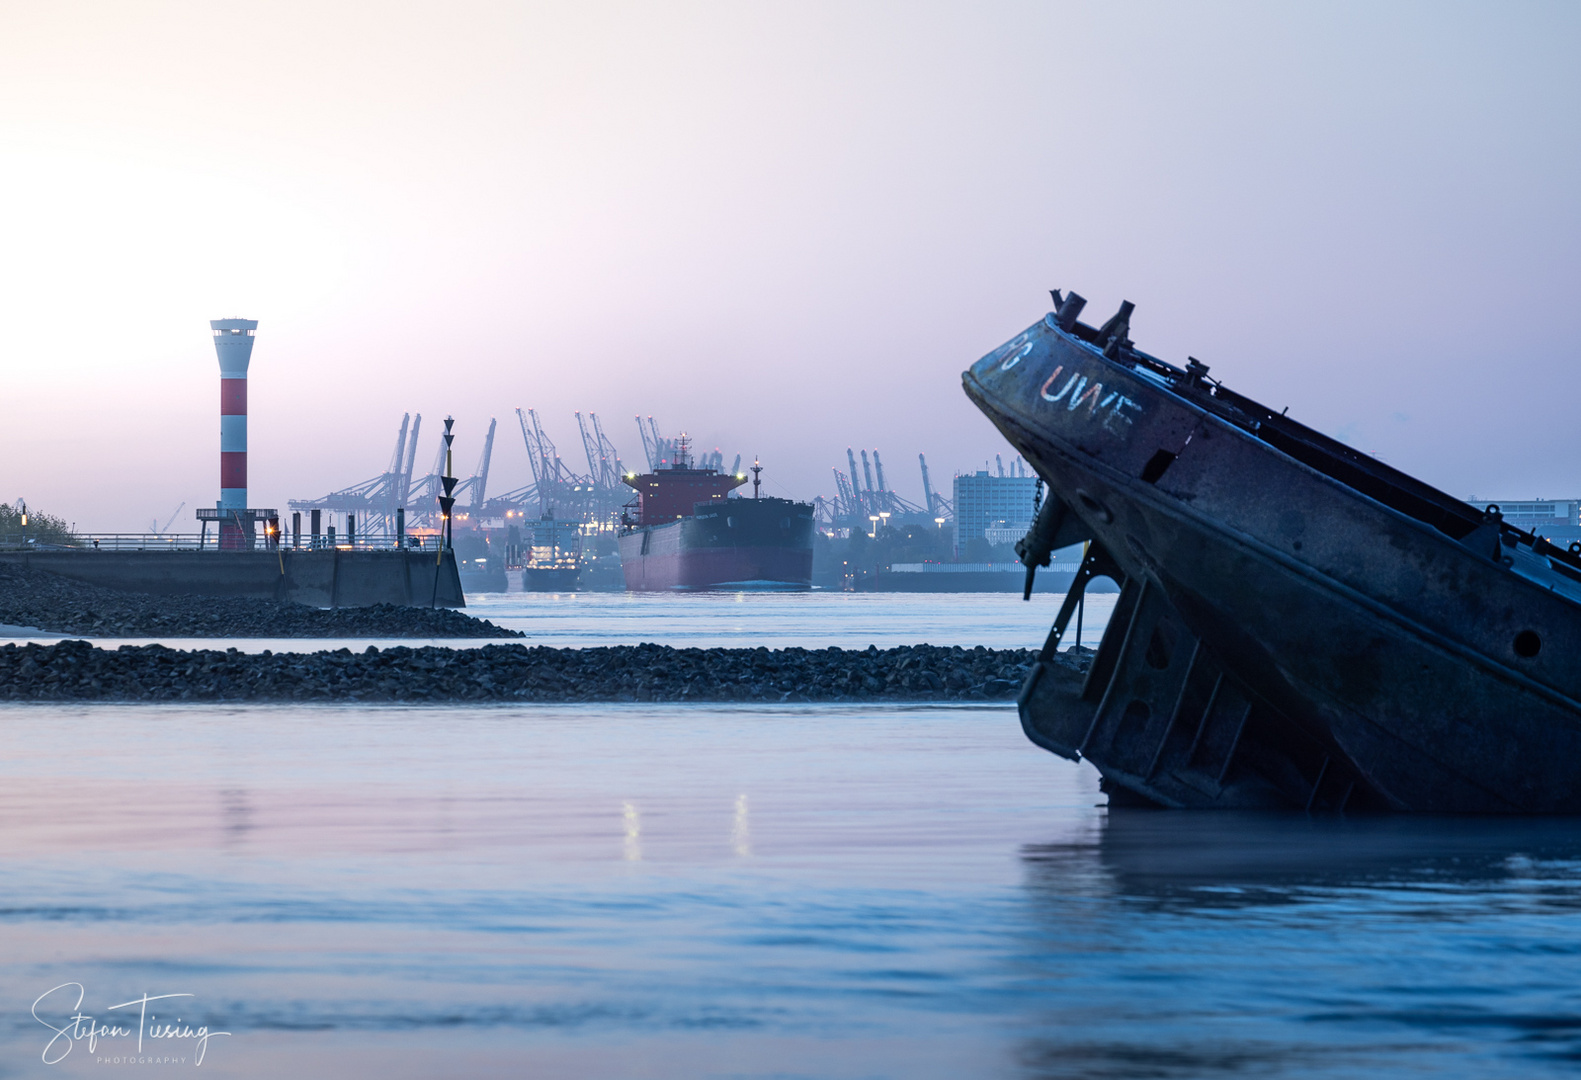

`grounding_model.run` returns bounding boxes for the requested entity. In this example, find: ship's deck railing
[0,533,446,553]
